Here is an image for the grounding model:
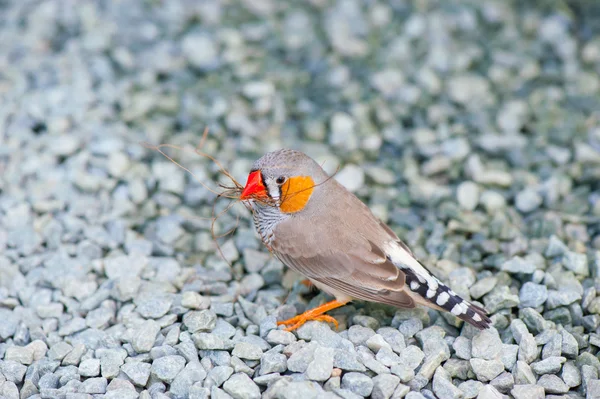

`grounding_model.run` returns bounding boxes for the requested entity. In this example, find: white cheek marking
[436,292,450,306]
